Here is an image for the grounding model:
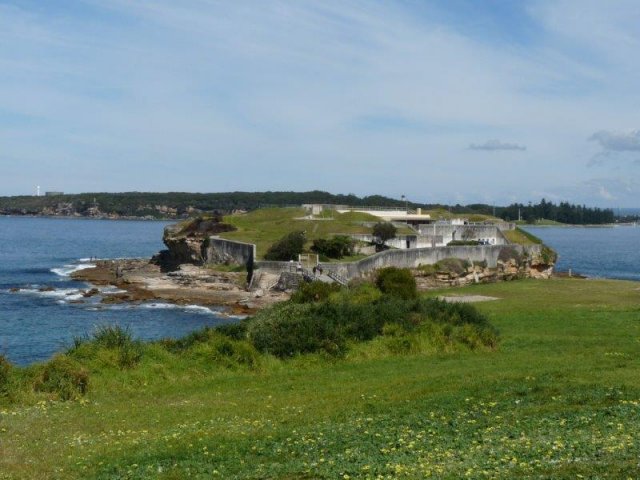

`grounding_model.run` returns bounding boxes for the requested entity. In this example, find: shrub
[0,354,12,397]
[215,321,249,341]
[211,336,261,369]
[291,281,342,303]
[375,267,417,299]
[264,231,306,261]
[247,303,346,357]
[92,324,134,349]
[188,333,261,369]
[541,245,557,264]
[435,258,470,275]
[243,285,498,358]
[447,240,479,246]
[311,236,355,259]
[67,325,143,369]
[117,342,143,369]
[35,355,89,400]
